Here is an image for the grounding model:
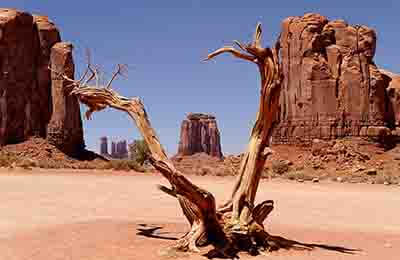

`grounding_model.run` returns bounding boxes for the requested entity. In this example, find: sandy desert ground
[0,168,399,260]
